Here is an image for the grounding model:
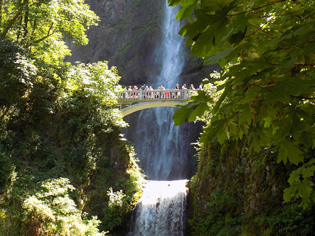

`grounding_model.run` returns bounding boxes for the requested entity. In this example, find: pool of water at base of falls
[127,180,188,236]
